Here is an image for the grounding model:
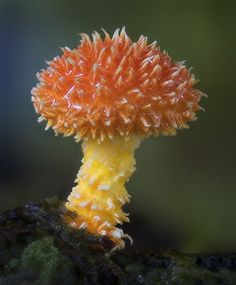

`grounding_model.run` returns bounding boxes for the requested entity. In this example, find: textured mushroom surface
[32,28,204,141]
[31,28,205,249]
